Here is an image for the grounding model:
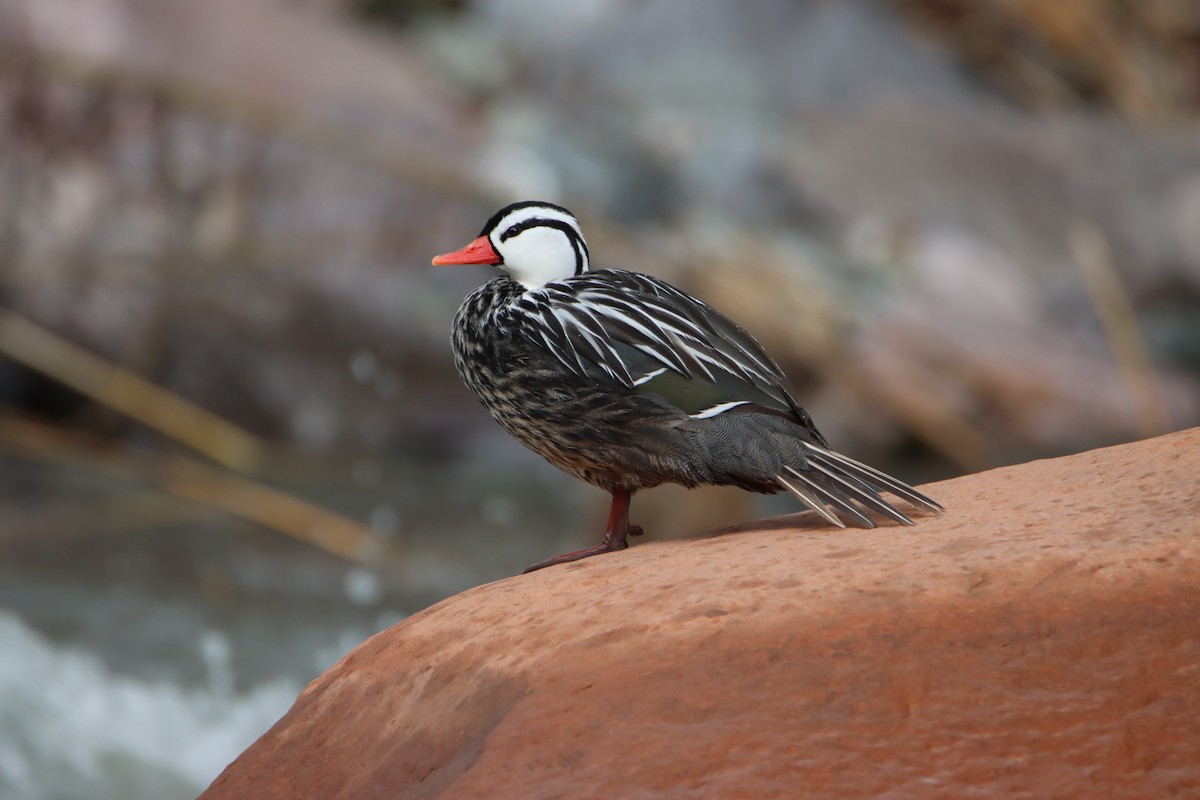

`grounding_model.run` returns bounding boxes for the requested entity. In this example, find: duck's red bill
[432,236,501,266]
